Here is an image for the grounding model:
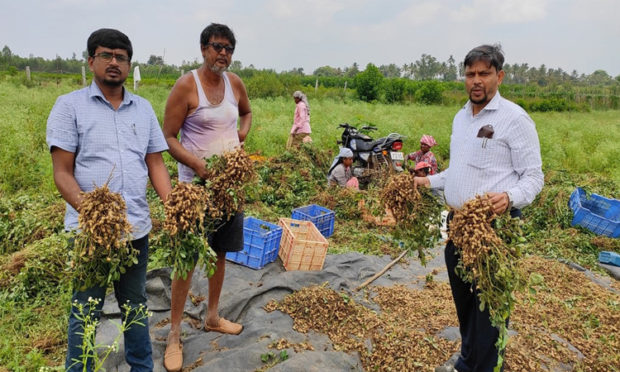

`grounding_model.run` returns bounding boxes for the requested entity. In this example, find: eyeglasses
[206,42,234,55]
[94,52,130,64]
